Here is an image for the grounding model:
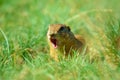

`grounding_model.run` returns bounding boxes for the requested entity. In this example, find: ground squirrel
[47,24,86,61]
